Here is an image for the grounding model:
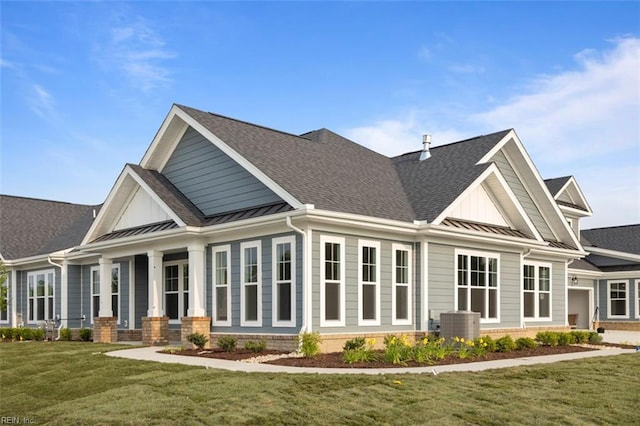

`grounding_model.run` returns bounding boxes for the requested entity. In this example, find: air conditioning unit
[440,311,480,340]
